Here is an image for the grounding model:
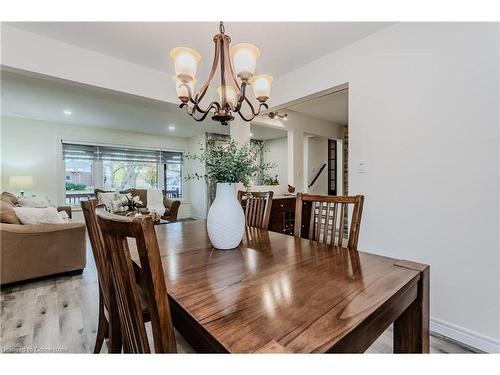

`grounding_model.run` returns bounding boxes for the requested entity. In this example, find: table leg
[393,262,430,353]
